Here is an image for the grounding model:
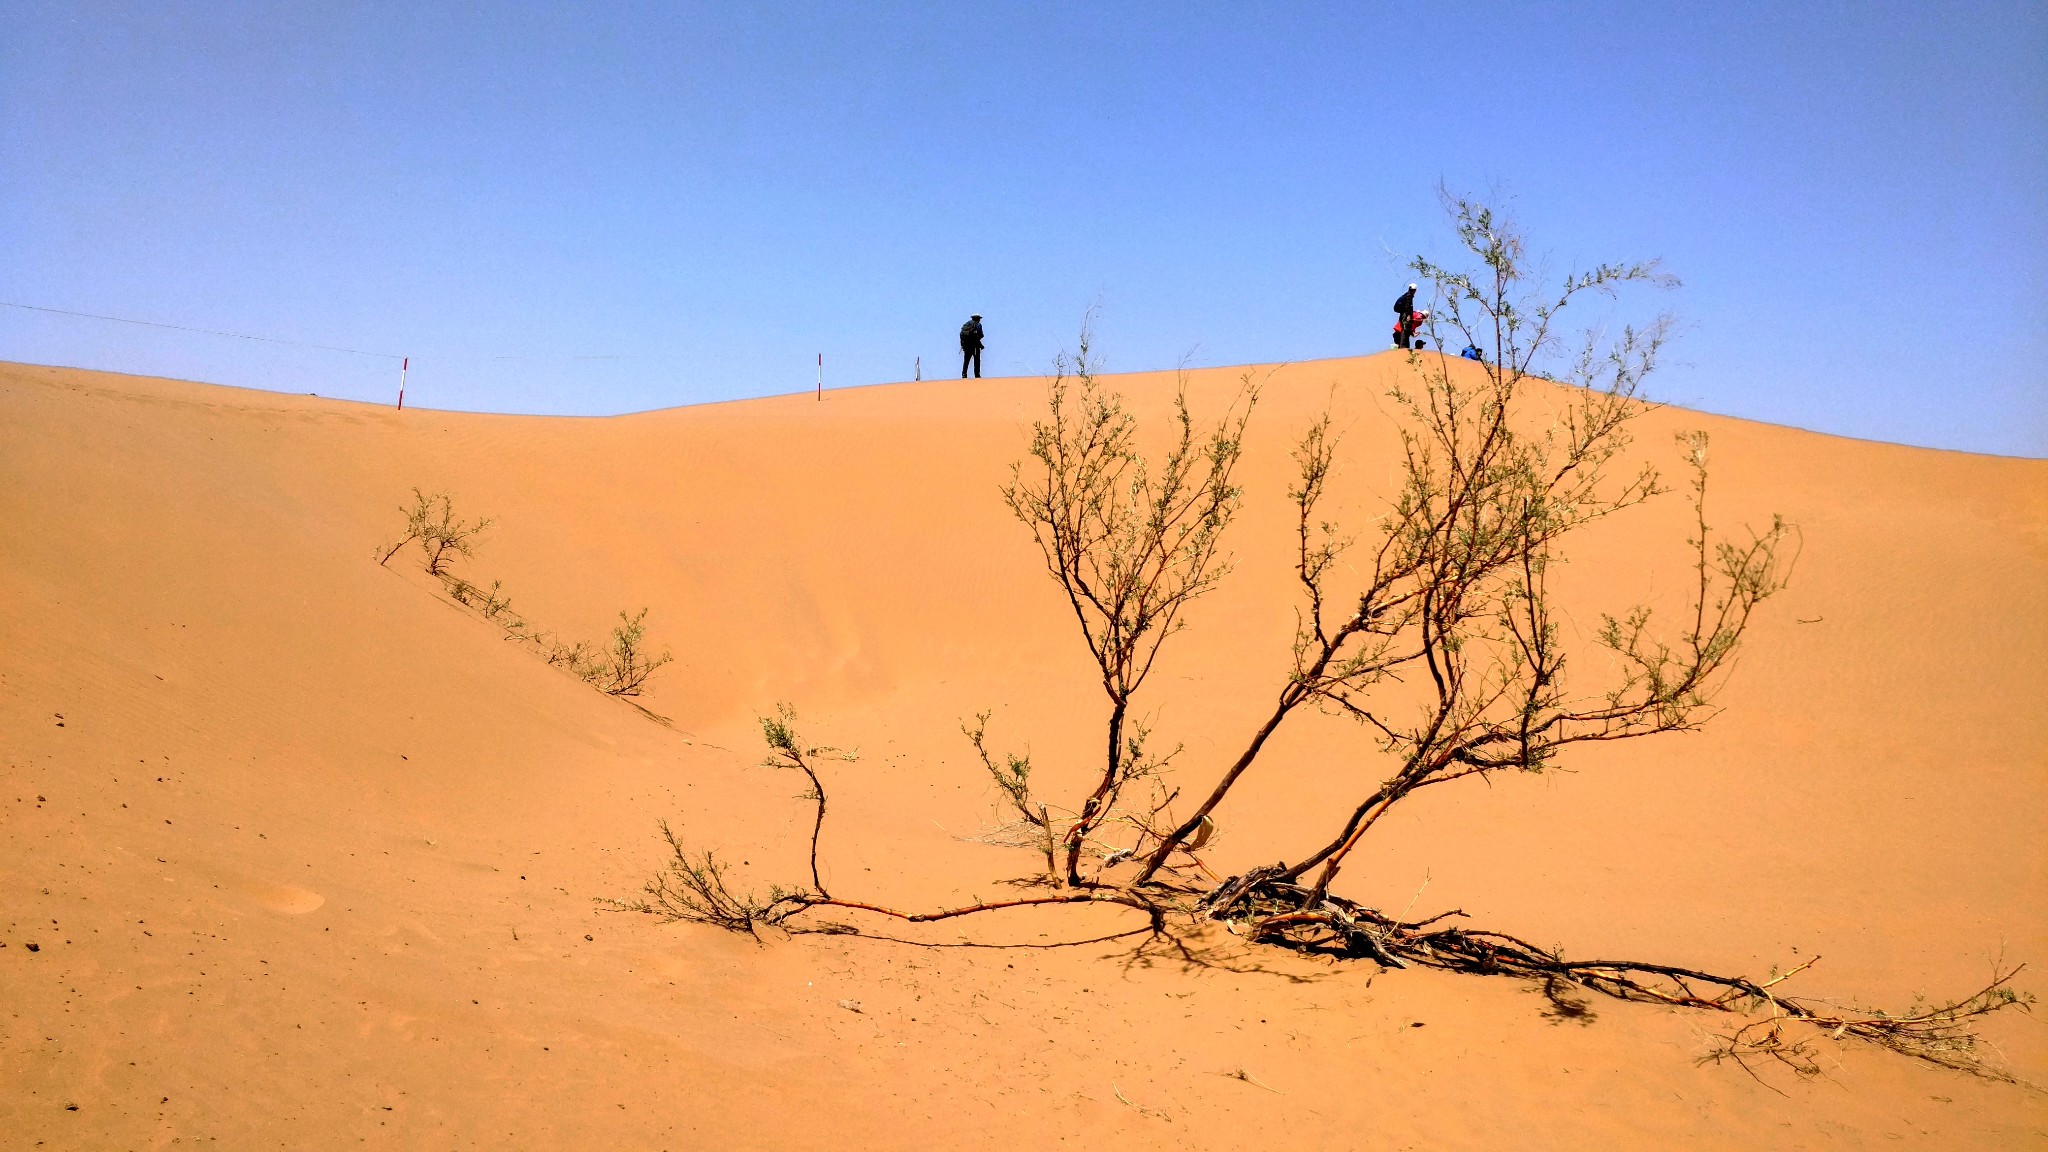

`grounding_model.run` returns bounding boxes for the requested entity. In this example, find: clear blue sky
[3,2,2042,455]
